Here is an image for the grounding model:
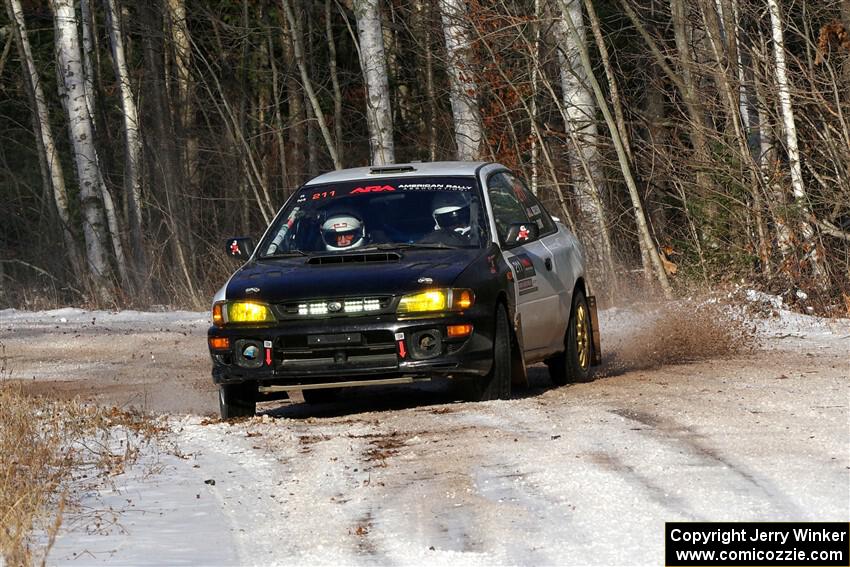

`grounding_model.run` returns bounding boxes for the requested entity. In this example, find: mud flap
[587,295,602,366]
[511,311,529,387]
